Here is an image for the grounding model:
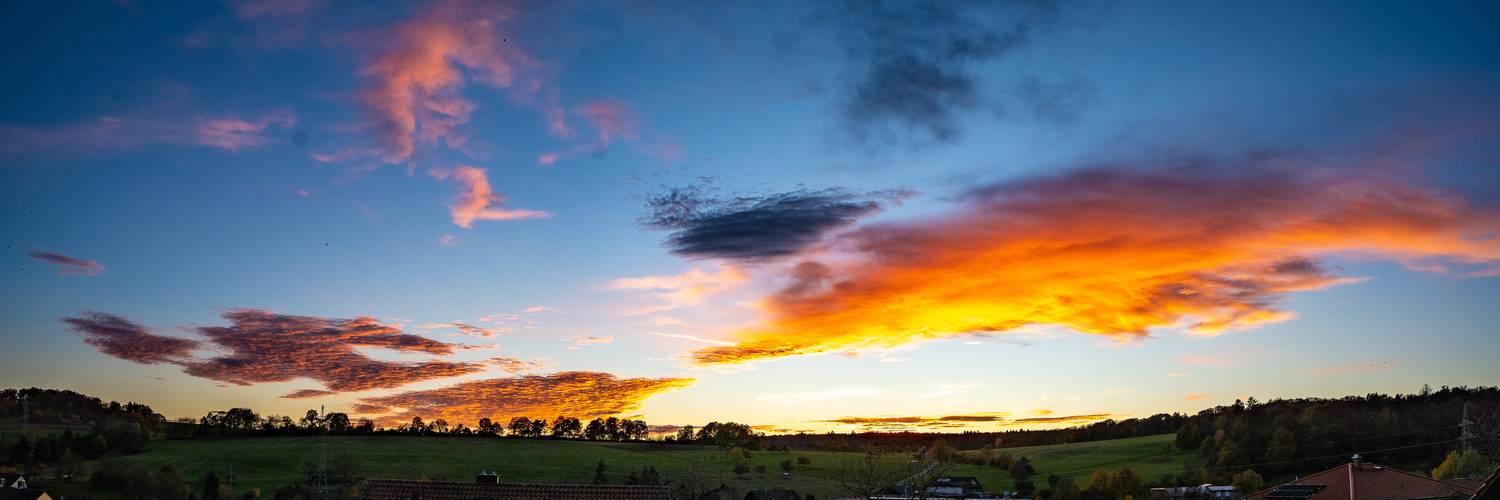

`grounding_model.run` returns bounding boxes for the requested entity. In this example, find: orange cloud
[355,371,694,426]
[1184,394,1212,401]
[692,168,1500,364]
[432,166,550,228]
[1009,414,1116,425]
